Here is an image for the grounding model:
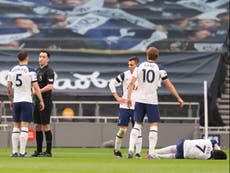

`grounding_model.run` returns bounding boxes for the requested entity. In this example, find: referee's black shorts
[33,99,52,125]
